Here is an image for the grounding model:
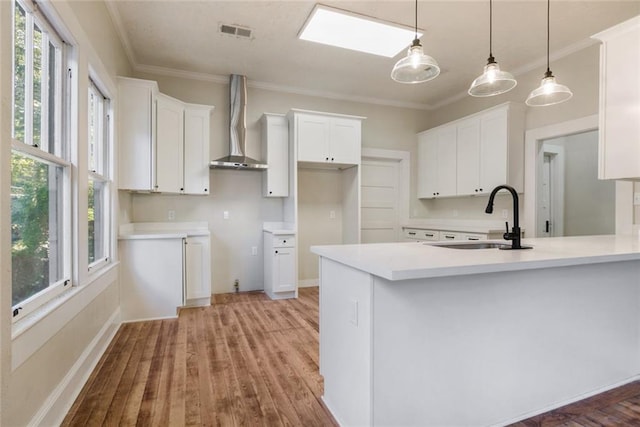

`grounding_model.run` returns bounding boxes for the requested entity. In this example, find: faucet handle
[503,222,513,241]
[505,222,509,233]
